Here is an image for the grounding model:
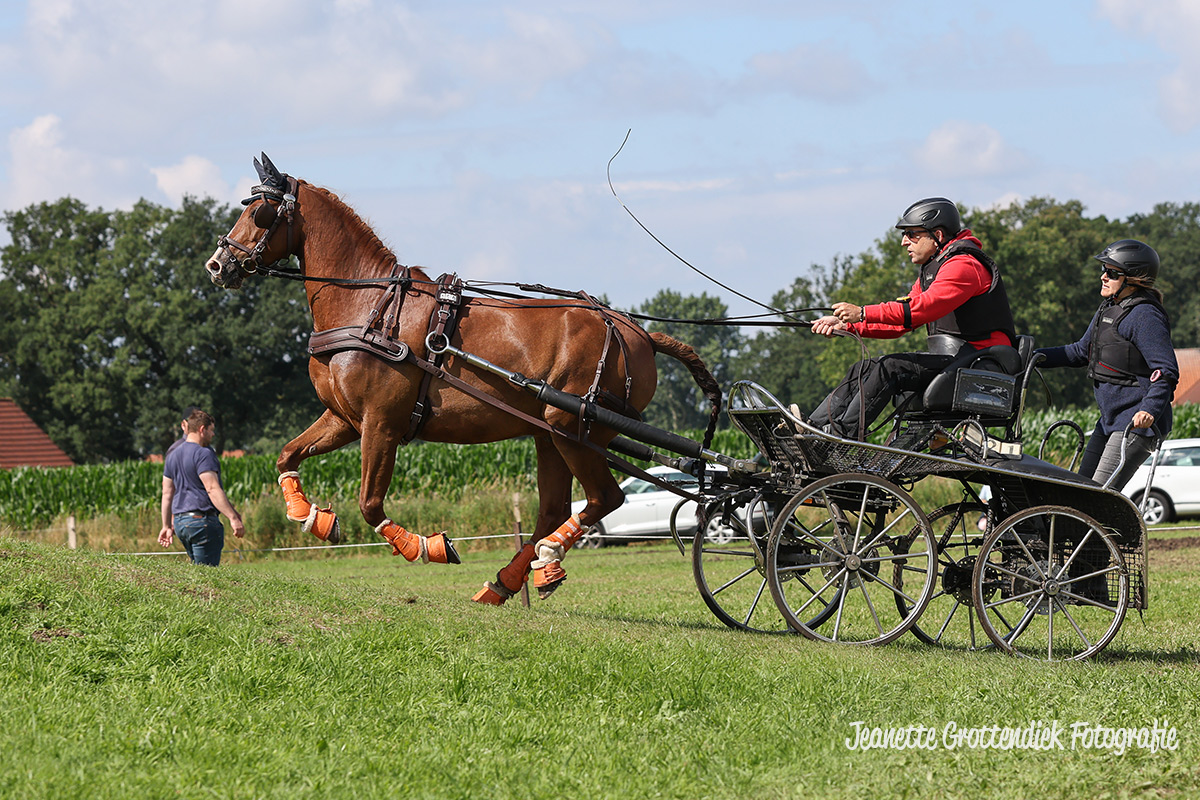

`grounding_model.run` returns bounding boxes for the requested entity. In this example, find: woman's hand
[1132,411,1155,429]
